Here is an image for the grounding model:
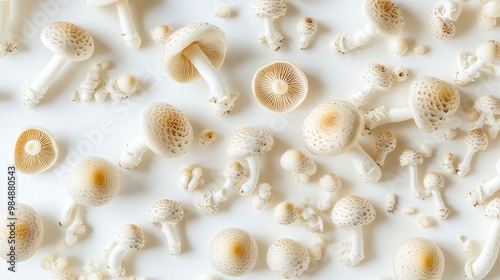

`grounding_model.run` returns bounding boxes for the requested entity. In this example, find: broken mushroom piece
[423,172,449,220]
[442,152,457,174]
[296,17,317,50]
[72,60,109,102]
[317,173,342,211]
[469,95,500,139]
[149,199,184,256]
[457,128,488,177]
[214,2,232,19]
[23,21,94,107]
[466,158,500,207]
[252,60,308,113]
[0,0,17,57]
[478,0,500,29]
[199,129,217,146]
[252,183,273,210]
[374,131,397,167]
[209,228,258,277]
[280,149,316,184]
[273,200,323,233]
[267,238,310,279]
[251,0,287,51]
[95,73,138,102]
[161,22,239,116]
[150,24,172,45]
[456,40,500,86]
[393,237,445,280]
[400,148,425,199]
[14,126,58,174]
[103,224,145,277]
[120,103,193,169]
[427,0,463,40]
